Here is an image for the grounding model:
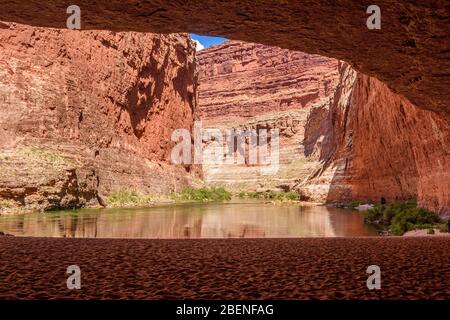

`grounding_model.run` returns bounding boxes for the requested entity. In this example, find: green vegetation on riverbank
[173,187,232,201]
[105,190,157,207]
[105,187,300,207]
[106,187,233,206]
[237,191,299,201]
[363,201,445,235]
[336,200,366,209]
